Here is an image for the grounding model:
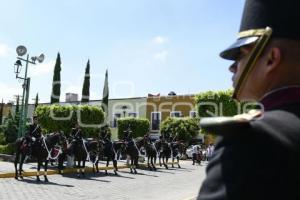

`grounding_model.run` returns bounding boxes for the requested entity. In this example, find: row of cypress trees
[49,53,109,118]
